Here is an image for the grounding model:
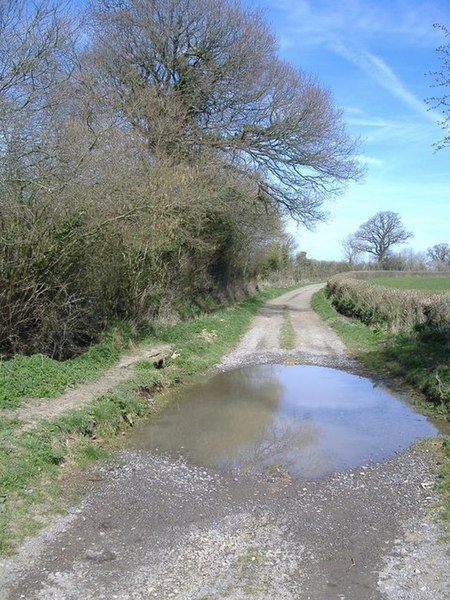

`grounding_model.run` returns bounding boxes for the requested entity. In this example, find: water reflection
[131,365,438,479]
